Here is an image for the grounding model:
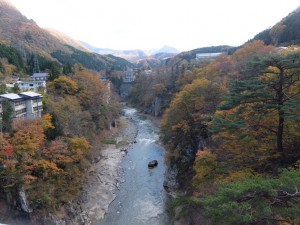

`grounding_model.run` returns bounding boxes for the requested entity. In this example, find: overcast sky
[9,0,300,51]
